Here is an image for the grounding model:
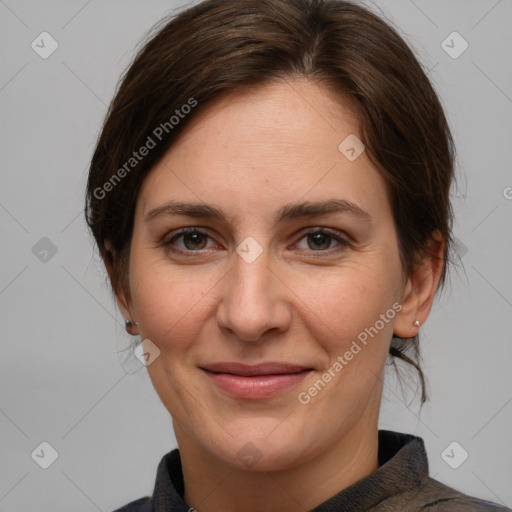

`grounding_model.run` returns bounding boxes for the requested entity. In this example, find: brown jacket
[113,430,510,511]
